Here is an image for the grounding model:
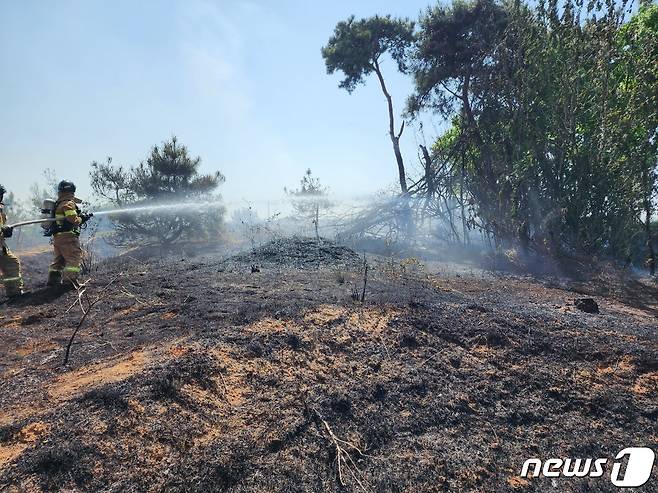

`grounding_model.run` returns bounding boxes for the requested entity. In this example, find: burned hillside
[3,0,658,490]
[0,237,656,492]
